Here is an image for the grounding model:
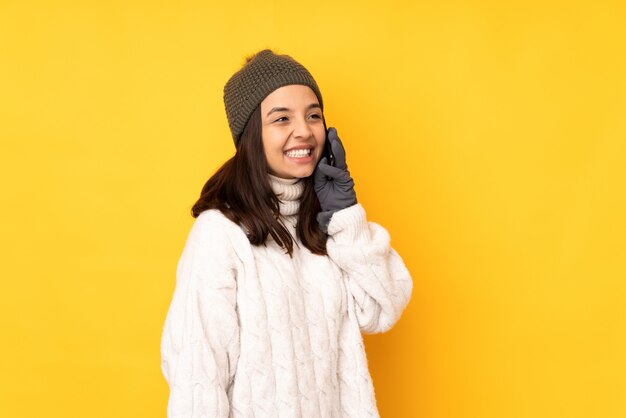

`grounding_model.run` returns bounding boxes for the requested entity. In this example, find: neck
[267,173,304,217]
